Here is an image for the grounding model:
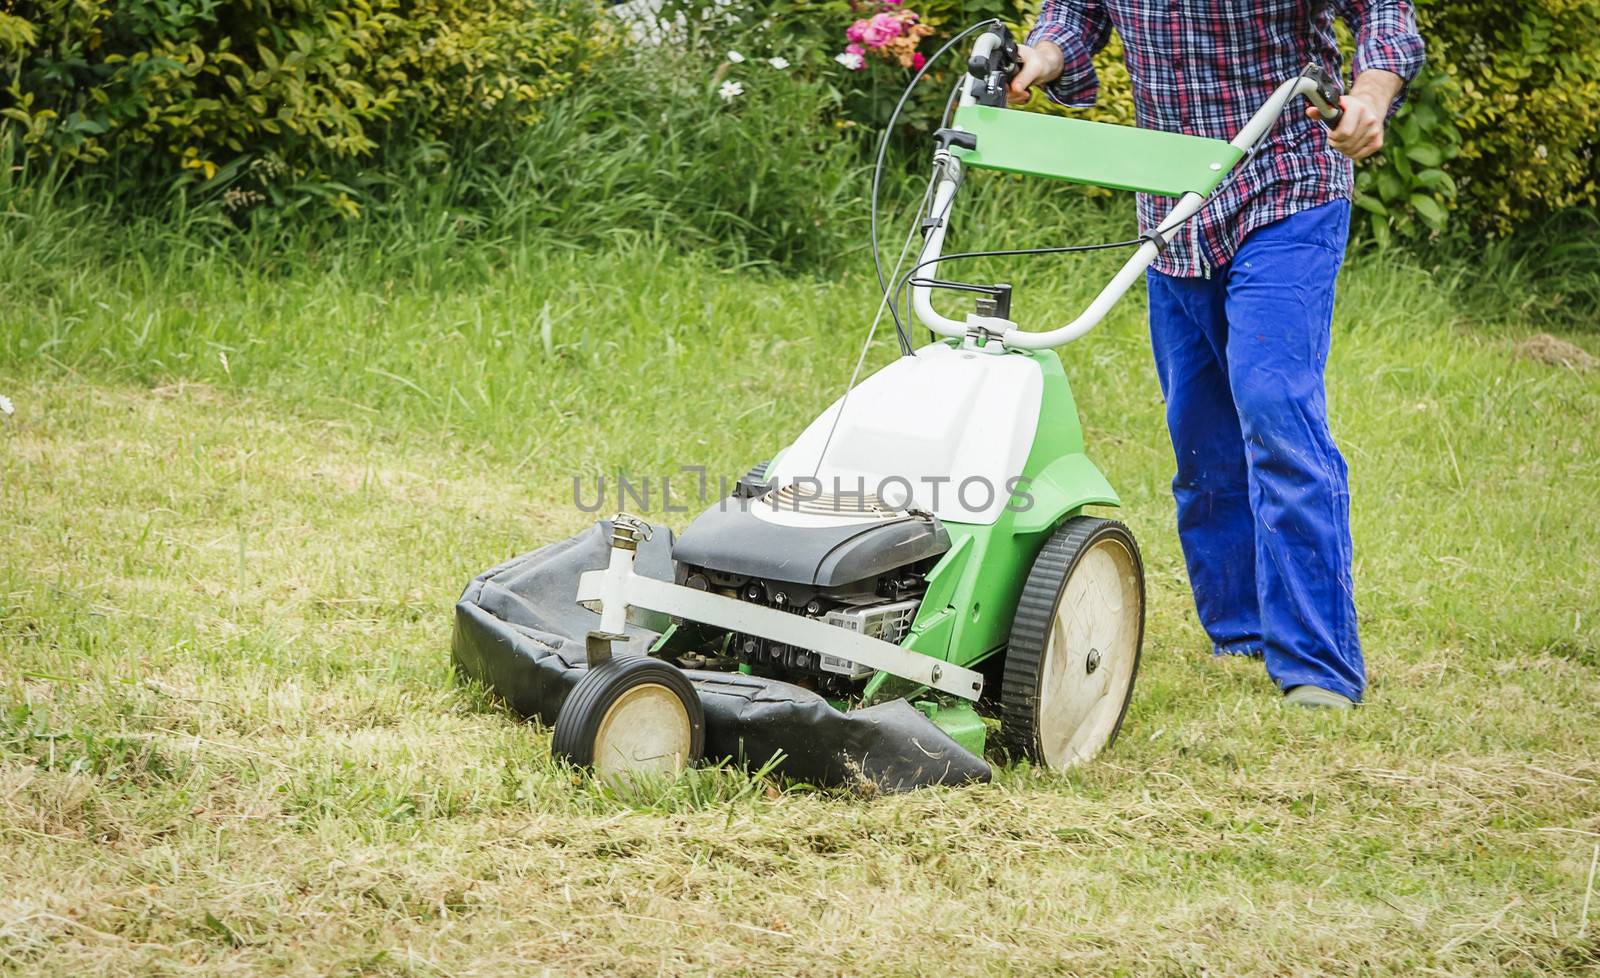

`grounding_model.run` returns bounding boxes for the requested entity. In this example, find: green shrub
[1351,69,1463,245]
[0,0,610,214]
[1415,0,1600,234]
[1340,0,1600,242]
[7,0,1594,249]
